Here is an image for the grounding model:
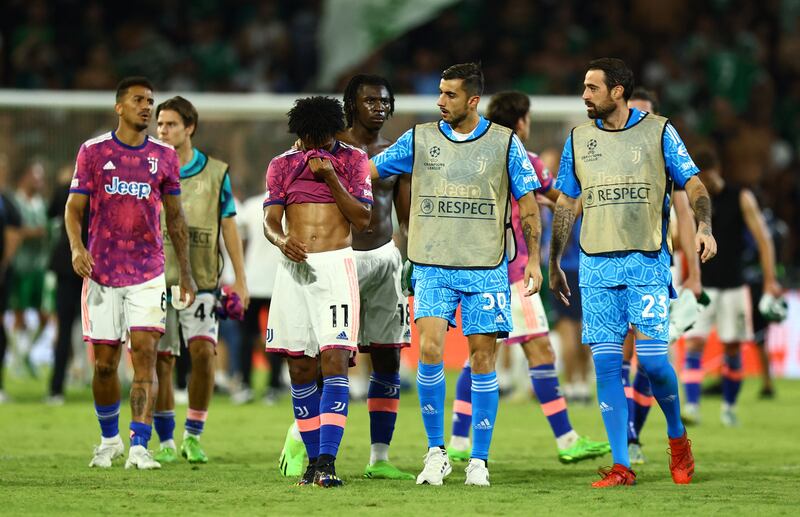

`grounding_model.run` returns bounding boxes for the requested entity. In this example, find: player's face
[516,112,531,142]
[438,79,477,126]
[355,84,391,131]
[583,70,617,119]
[157,109,192,149]
[628,99,654,113]
[116,86,154,132]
